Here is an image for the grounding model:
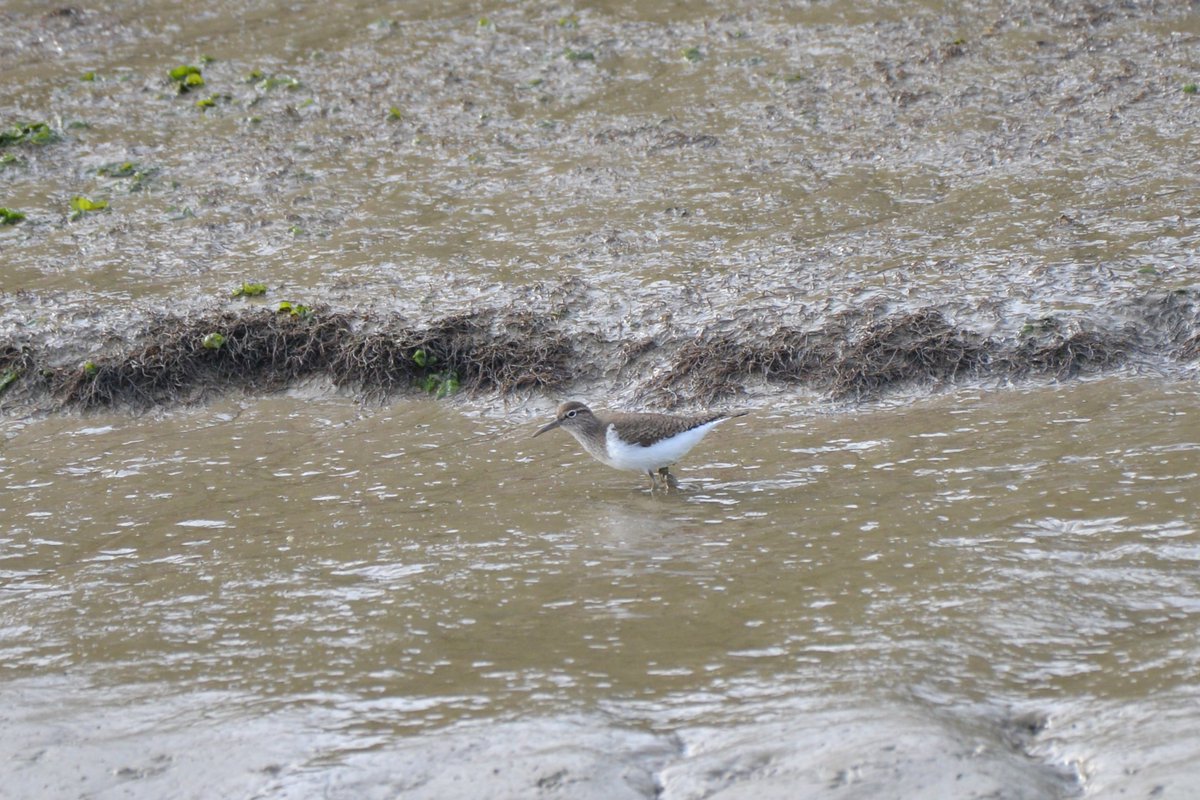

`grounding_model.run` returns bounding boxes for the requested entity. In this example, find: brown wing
[622,411,746,447]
